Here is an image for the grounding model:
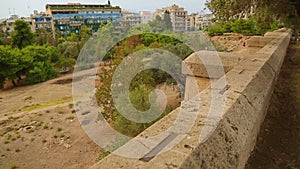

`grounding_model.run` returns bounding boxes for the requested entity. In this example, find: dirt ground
[210,33,251,52]
[0,72,104,169]
[245,43,300,168]
[0,33,249,169]
[0,67,180,169]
